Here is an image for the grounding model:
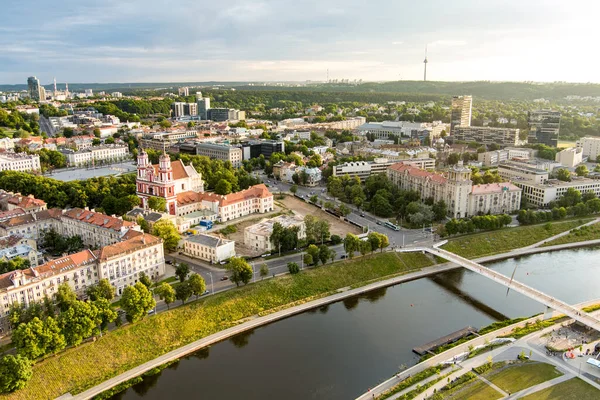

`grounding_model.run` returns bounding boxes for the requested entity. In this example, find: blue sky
[1,0,598,84]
